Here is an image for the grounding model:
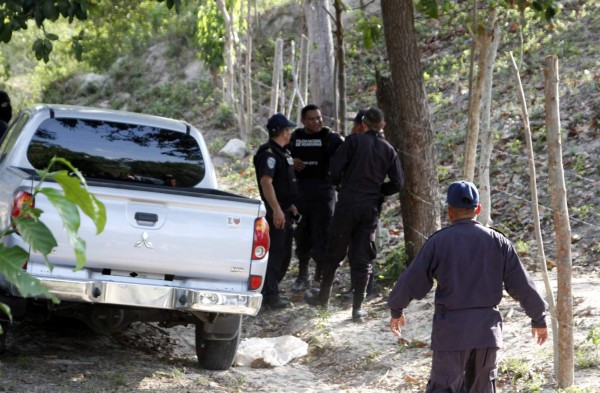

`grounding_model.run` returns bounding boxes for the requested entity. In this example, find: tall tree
[545,55,574,389]
[303,0,336,123]
[379,0,441,262]
[332,0,348,135]
[474,14,503,226]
